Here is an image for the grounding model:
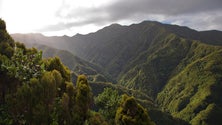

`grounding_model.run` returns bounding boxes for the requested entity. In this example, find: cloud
[104,0,222,28]
[38,0,222,33]
[167,11,222,31]
[107,0,222,16]
[37,15,111,32]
